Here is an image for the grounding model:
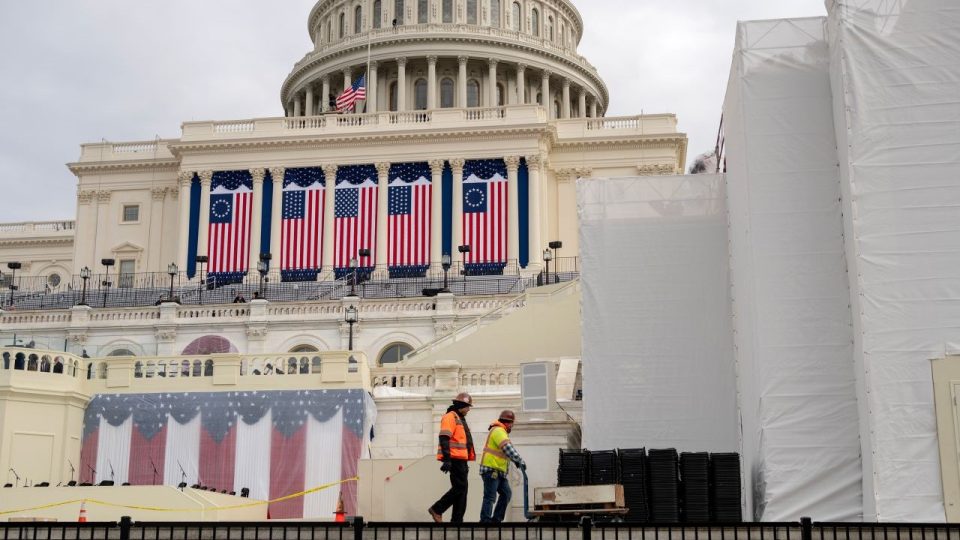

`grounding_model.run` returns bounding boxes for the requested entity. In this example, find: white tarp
[722,17,864,521]
[827,0,960,521]
[580,174,739,455]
